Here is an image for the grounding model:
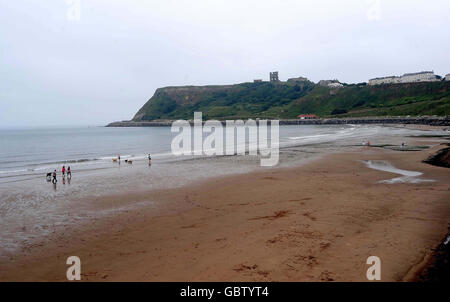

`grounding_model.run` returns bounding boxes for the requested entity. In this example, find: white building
[328,82,343,88]
[368,76,399,85]
[287,77,308,83]
[445,74,450,81]
[399,71,439,83]
[369,71,439,86]
[318,79,342,87]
